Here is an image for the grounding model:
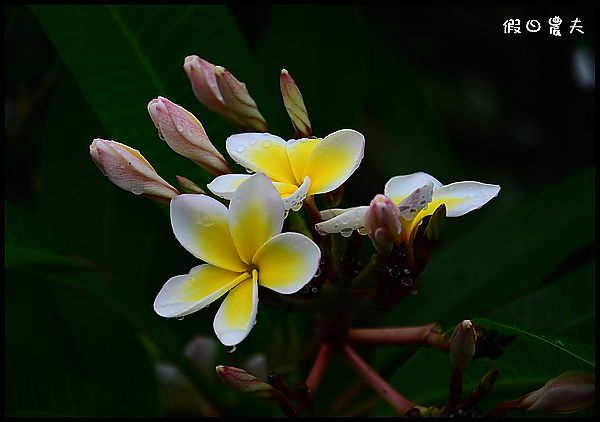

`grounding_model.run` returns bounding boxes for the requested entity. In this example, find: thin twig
[342,344,415,415]
[347,323,448,349]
